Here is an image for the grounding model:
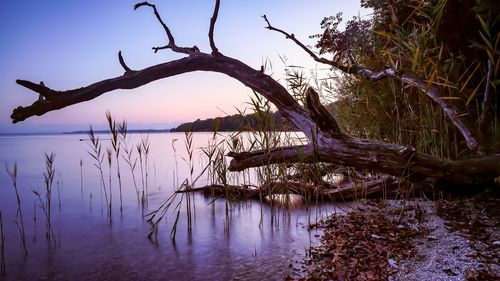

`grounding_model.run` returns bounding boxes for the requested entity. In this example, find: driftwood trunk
[10,1,500,192]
